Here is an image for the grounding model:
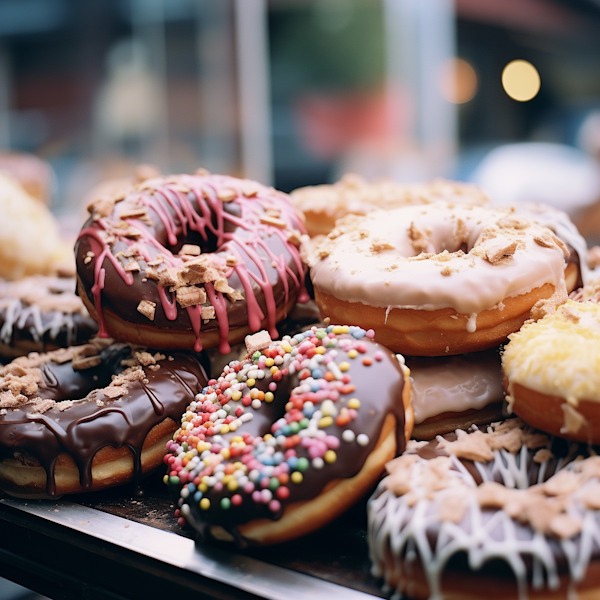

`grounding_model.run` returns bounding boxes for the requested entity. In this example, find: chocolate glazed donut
[166,325,413,547]
[0,276,98,359]
[0,341,208,497]
[75,173,308,354]
[369,419,600,600]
